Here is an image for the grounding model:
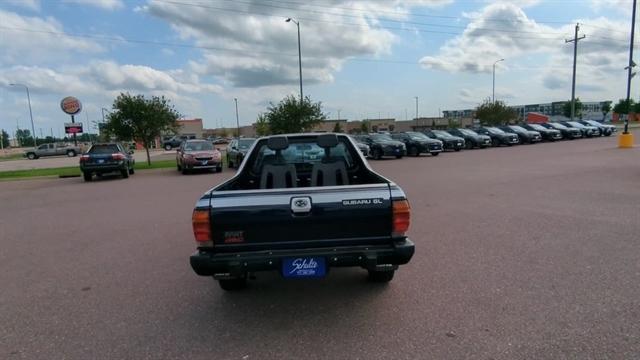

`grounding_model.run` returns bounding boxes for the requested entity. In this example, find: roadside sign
[65,122,83,134]
[60,96,82,115]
